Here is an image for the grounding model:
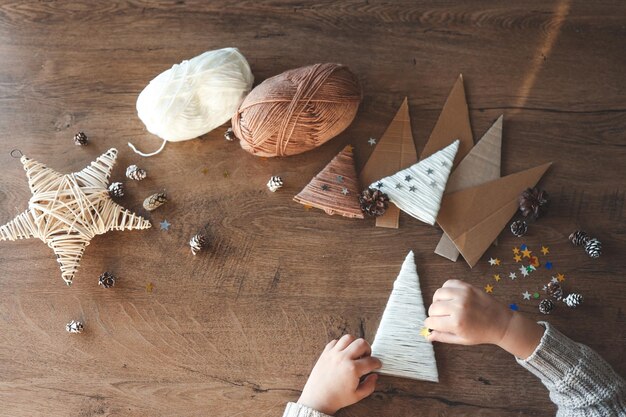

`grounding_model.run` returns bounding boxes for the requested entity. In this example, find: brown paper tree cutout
[436,162,552,268]
[420,74,474,167]
[294,145,364,219]
[359,98,417,229]
[435,115,503,261]
[0,148,152,285]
